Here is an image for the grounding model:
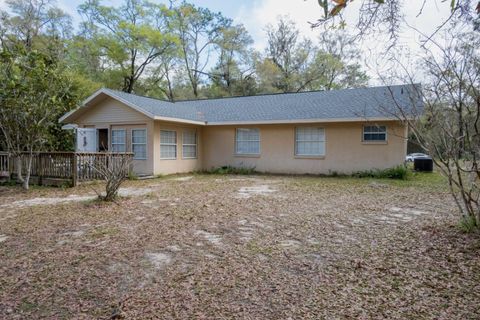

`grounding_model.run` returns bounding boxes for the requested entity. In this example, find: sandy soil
[0,174,479,319]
